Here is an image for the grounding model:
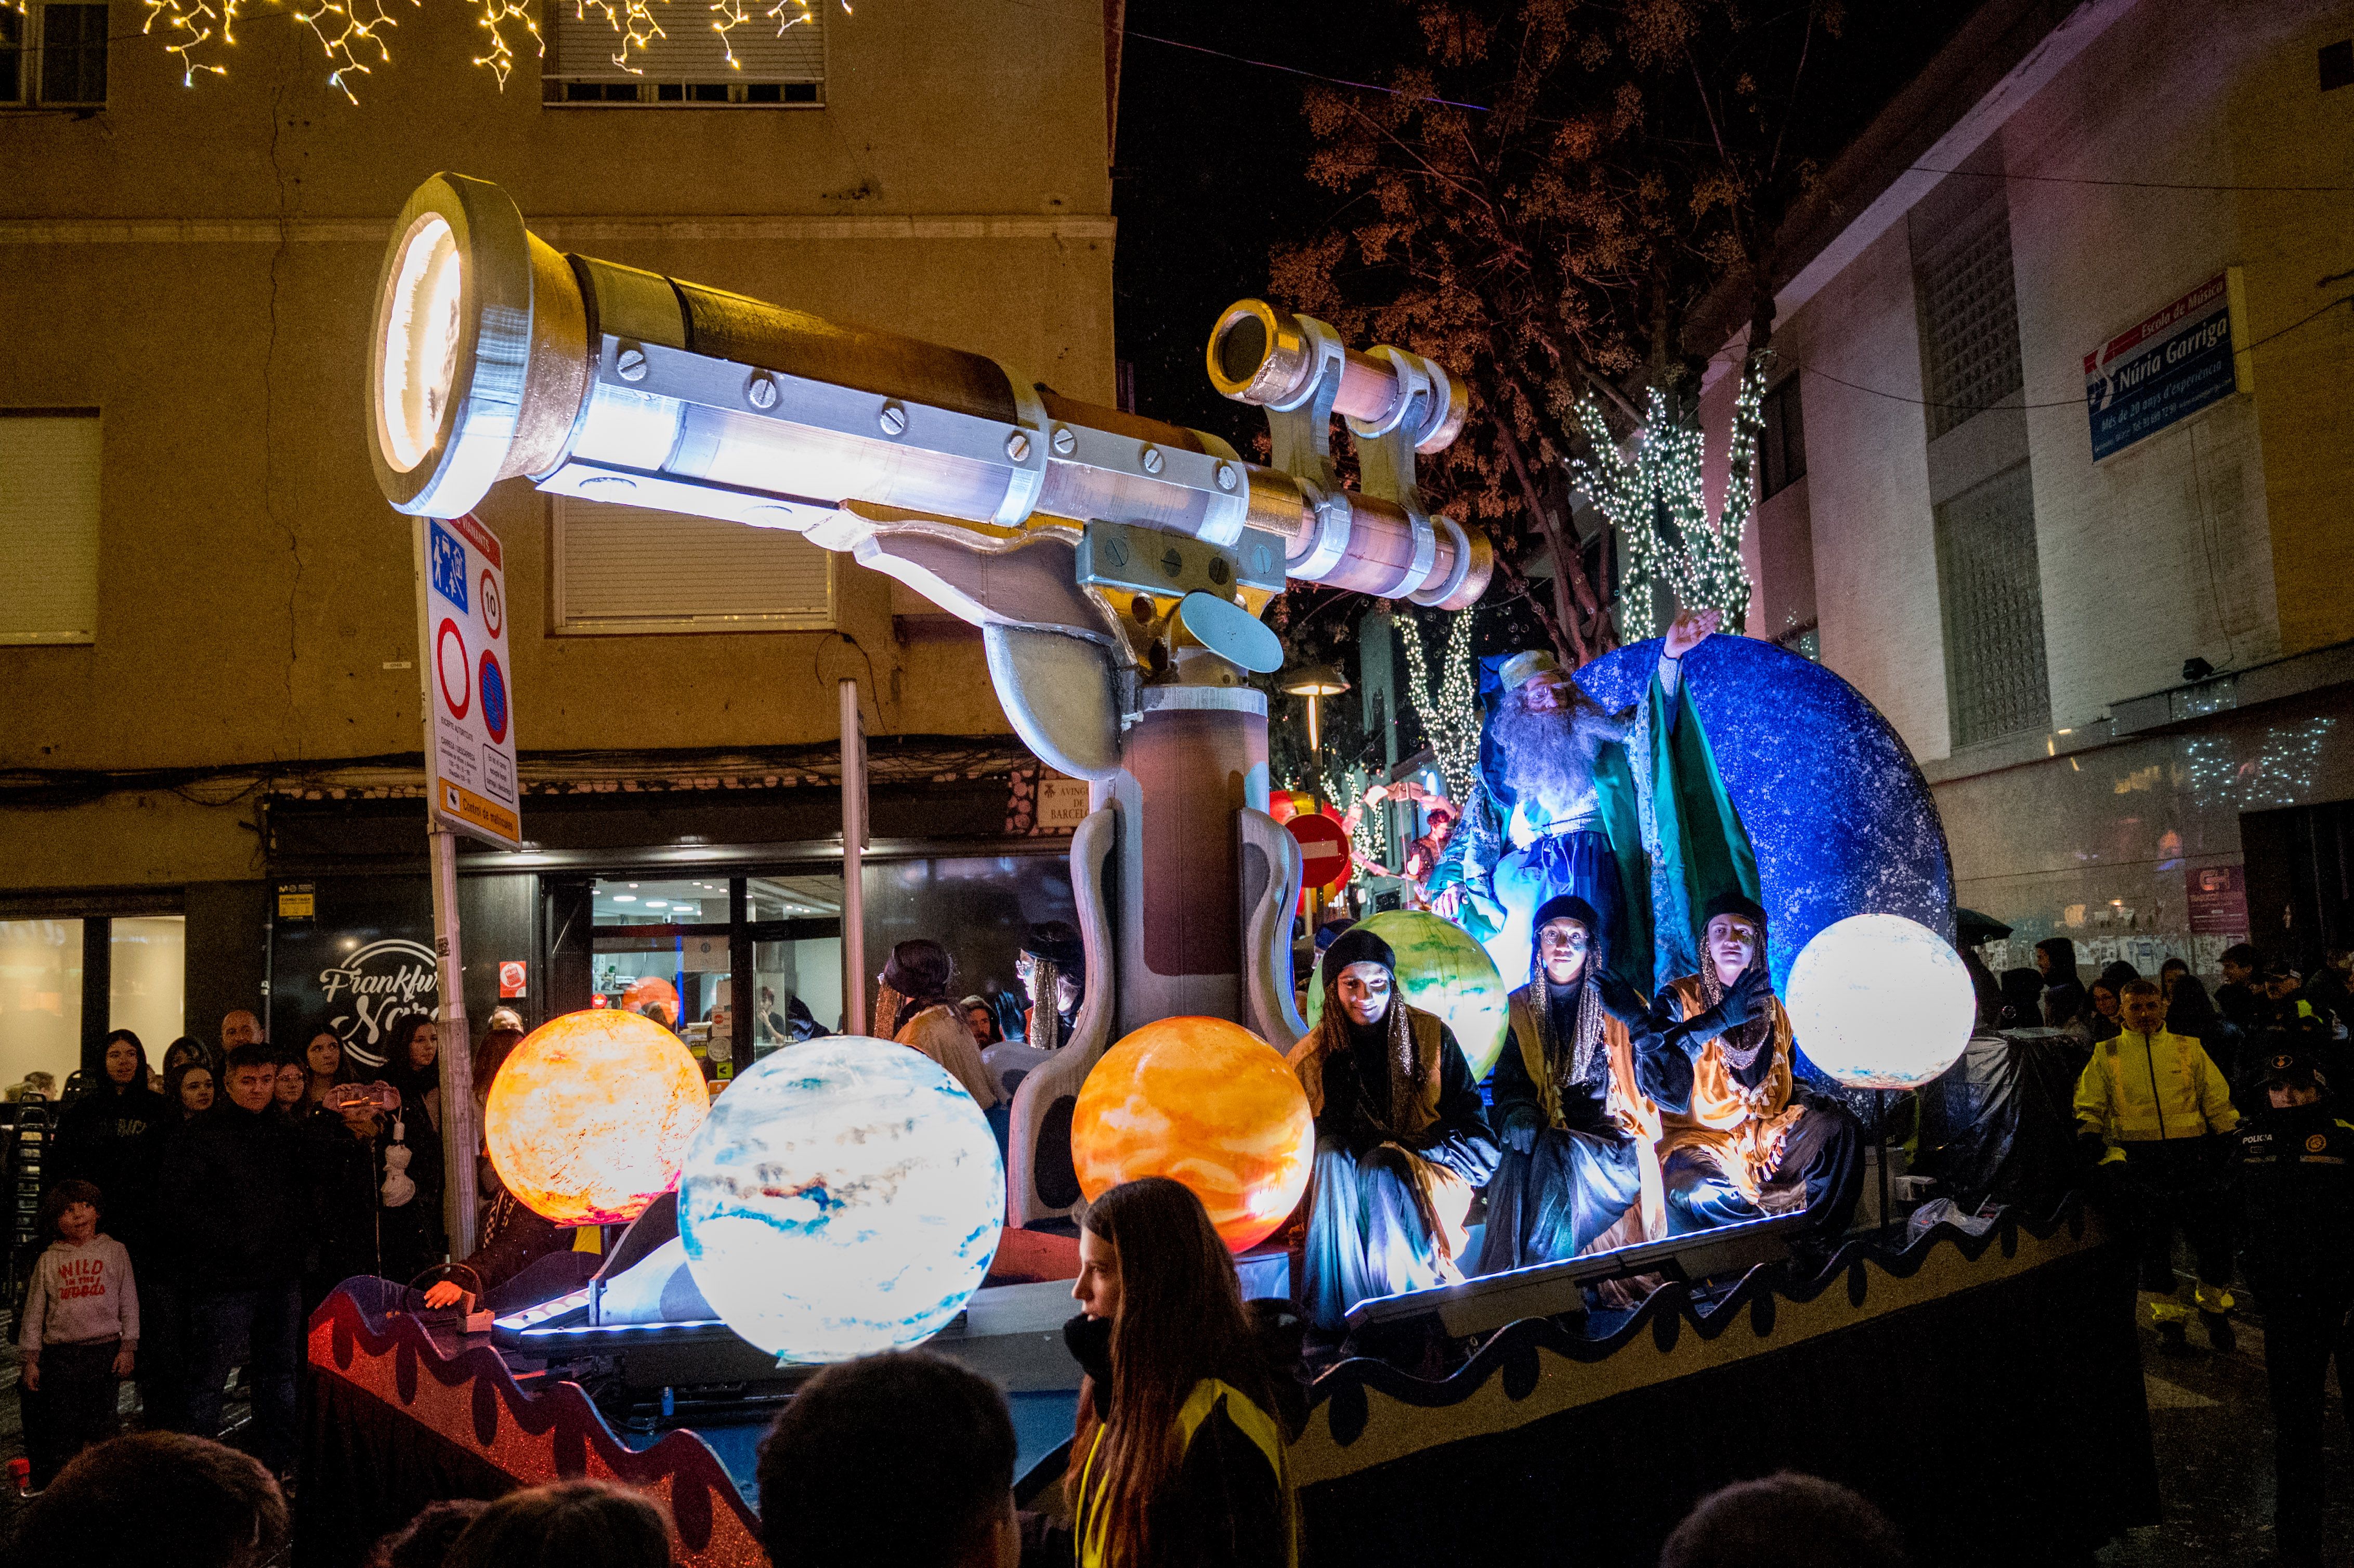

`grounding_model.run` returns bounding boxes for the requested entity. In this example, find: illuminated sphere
[1306,910,1513,1082]
[621,974,680,1026]
[485,1010,710,1225]
[1070,1016,1314,1253]
[678,1037,1003,1363]
[1785,913,1975,1090]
